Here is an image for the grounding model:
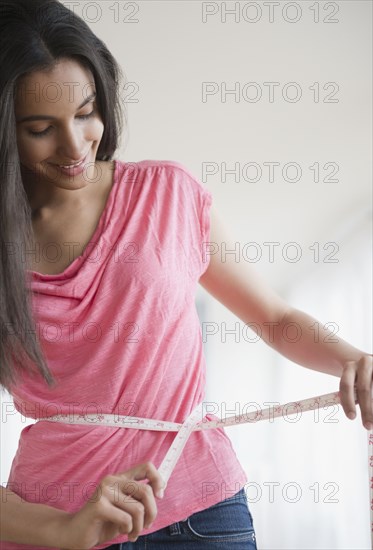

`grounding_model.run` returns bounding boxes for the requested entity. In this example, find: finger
[97,499,134,536]
[98,475,140,535]
[125,461,166,499]
[115,497,145,541]
[356,356,373,430]
[115,477,157,530]
[339,361,358,419]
